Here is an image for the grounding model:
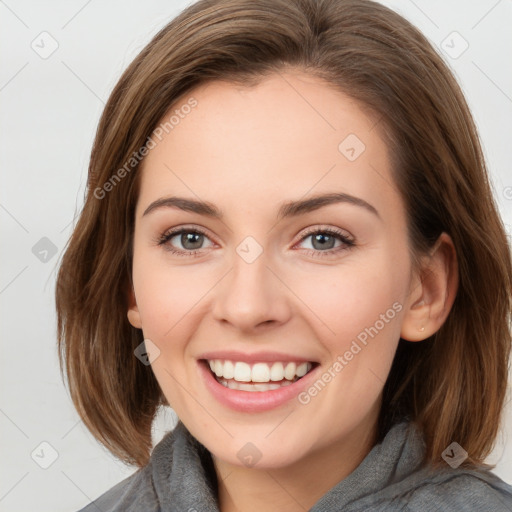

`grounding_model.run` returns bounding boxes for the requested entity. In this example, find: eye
[156,227,214,257]
[295,226,355,257]
[156,225,356,258]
